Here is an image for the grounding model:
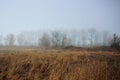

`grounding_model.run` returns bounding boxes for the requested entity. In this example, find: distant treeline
[0,28,119,48]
